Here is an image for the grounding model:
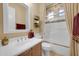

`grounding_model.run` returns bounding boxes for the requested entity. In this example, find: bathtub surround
[42,41,70,56]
